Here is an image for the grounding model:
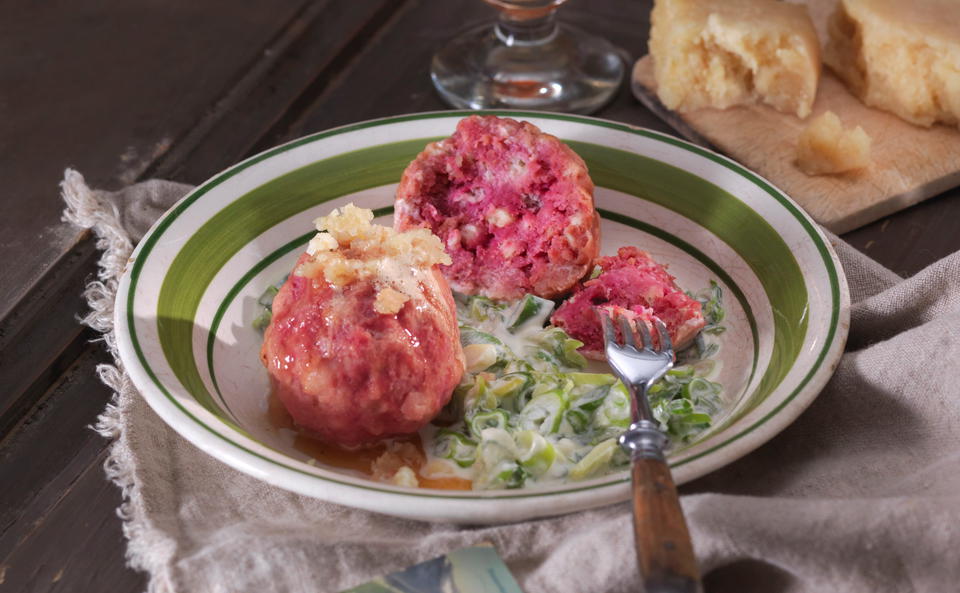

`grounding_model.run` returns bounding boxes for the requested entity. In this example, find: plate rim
[113,110,850,516]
